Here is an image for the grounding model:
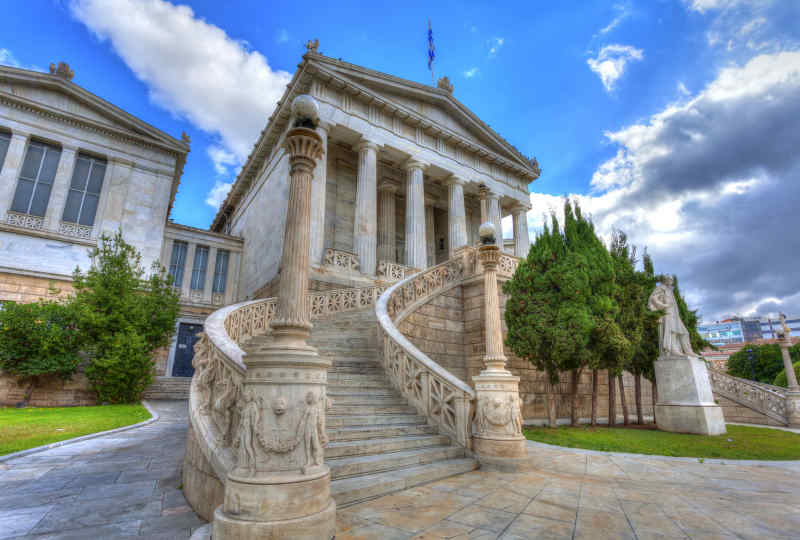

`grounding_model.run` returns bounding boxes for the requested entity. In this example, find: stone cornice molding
[444,174,467,187]
[403,158,428,173]
[479,184,498,201]
[511,202,532,214]
[355,138,380,153]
